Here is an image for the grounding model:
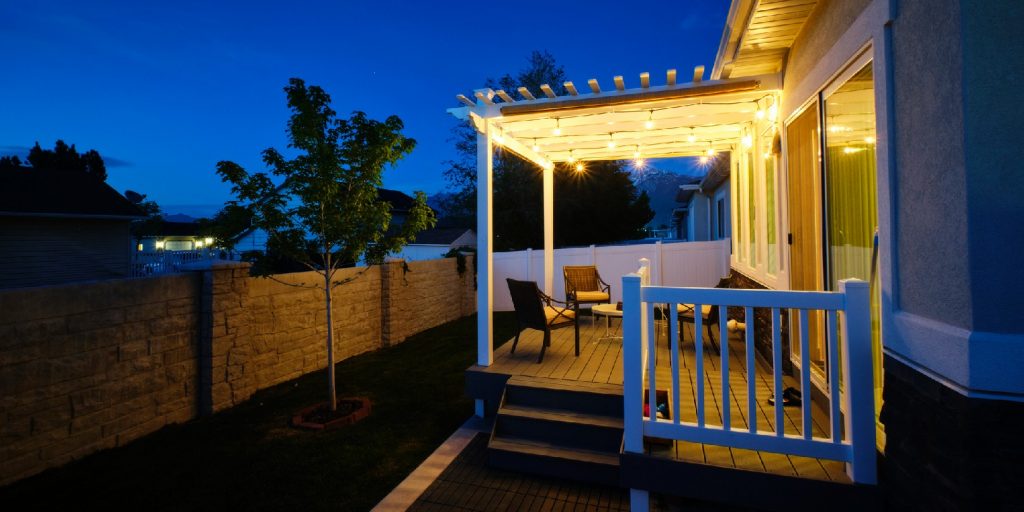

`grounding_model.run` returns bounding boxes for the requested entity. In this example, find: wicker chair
[507,278,579,363]
[563,266,611,320]
[670,303,721,353]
